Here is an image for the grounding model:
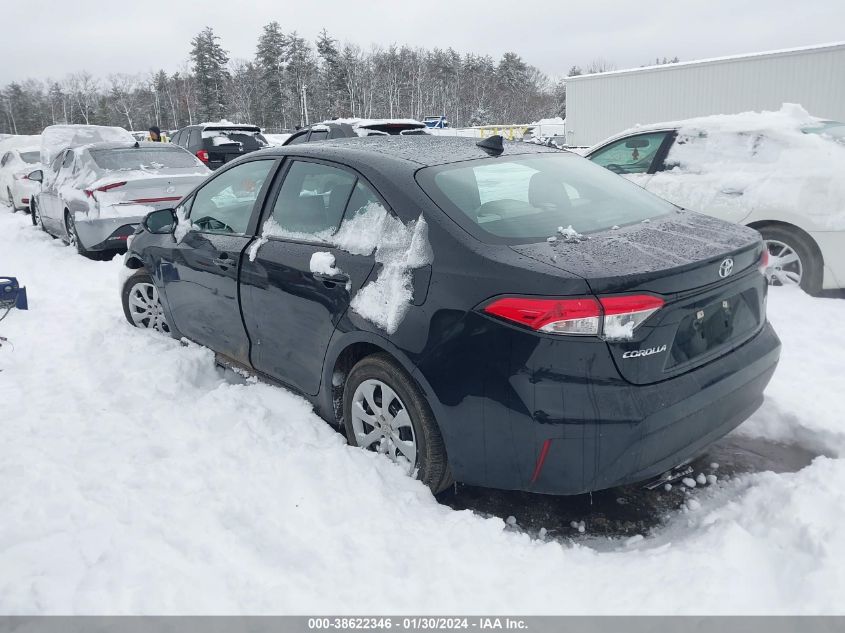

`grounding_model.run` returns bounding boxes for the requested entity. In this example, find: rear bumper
[810,230,845,290]
[531,323,780,494]
[418,316,780,495]
[75,216,145,251]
